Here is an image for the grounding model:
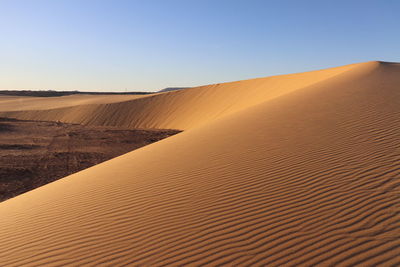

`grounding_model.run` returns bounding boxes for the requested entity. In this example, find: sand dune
[0,94,152,112]
[1,62,358,130]
[0,61,399,266]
